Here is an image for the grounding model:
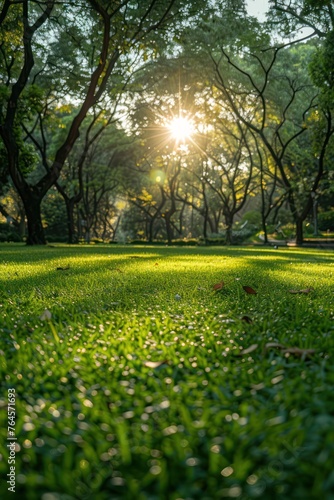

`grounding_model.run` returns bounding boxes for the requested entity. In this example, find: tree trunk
[18,209,26,239]
[295,218,304,246]
[65,199,77,244]
[261,213,268,244]
[203,208,208,240]
[111,215,121,241]
[165,214,174,245]
[225,215,233,245]
[23,196,46,245]
[148,217,154,243]
[225,226,232,245]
